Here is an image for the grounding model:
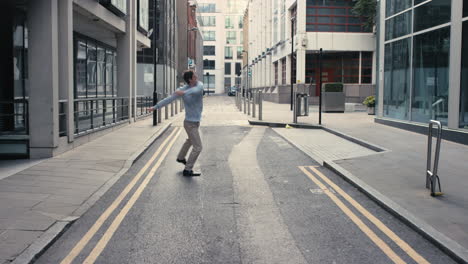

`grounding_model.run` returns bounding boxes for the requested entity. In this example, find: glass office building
[378,0,468,138]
